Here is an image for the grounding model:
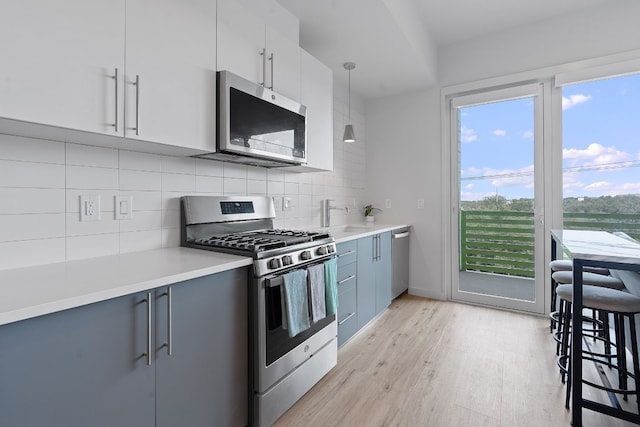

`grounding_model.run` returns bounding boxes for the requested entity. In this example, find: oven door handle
[263,256,336,287]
